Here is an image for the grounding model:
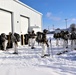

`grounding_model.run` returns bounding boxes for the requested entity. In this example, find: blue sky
[20,0,76,30]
